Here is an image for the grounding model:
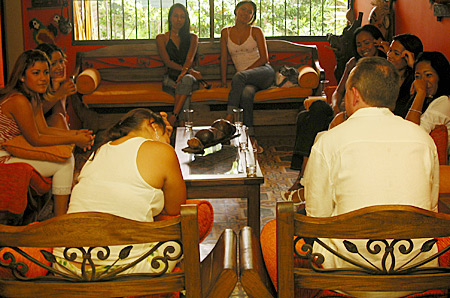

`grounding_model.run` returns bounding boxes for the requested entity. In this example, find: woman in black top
[156,3,202,126]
